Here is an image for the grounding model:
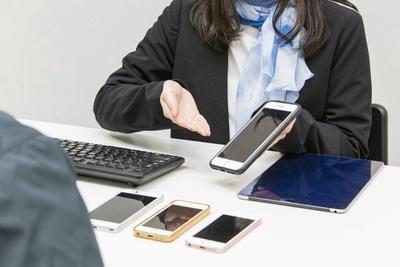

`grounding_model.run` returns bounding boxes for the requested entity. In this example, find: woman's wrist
[170,79,188,89]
